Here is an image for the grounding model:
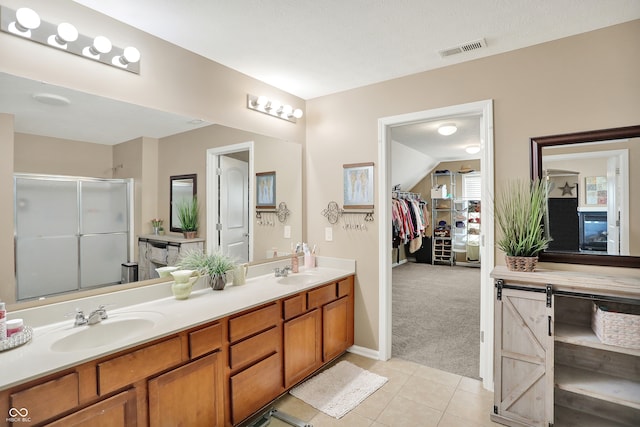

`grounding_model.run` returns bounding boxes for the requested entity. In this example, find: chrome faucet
[274,266,292,277]
[74,305,108,326]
